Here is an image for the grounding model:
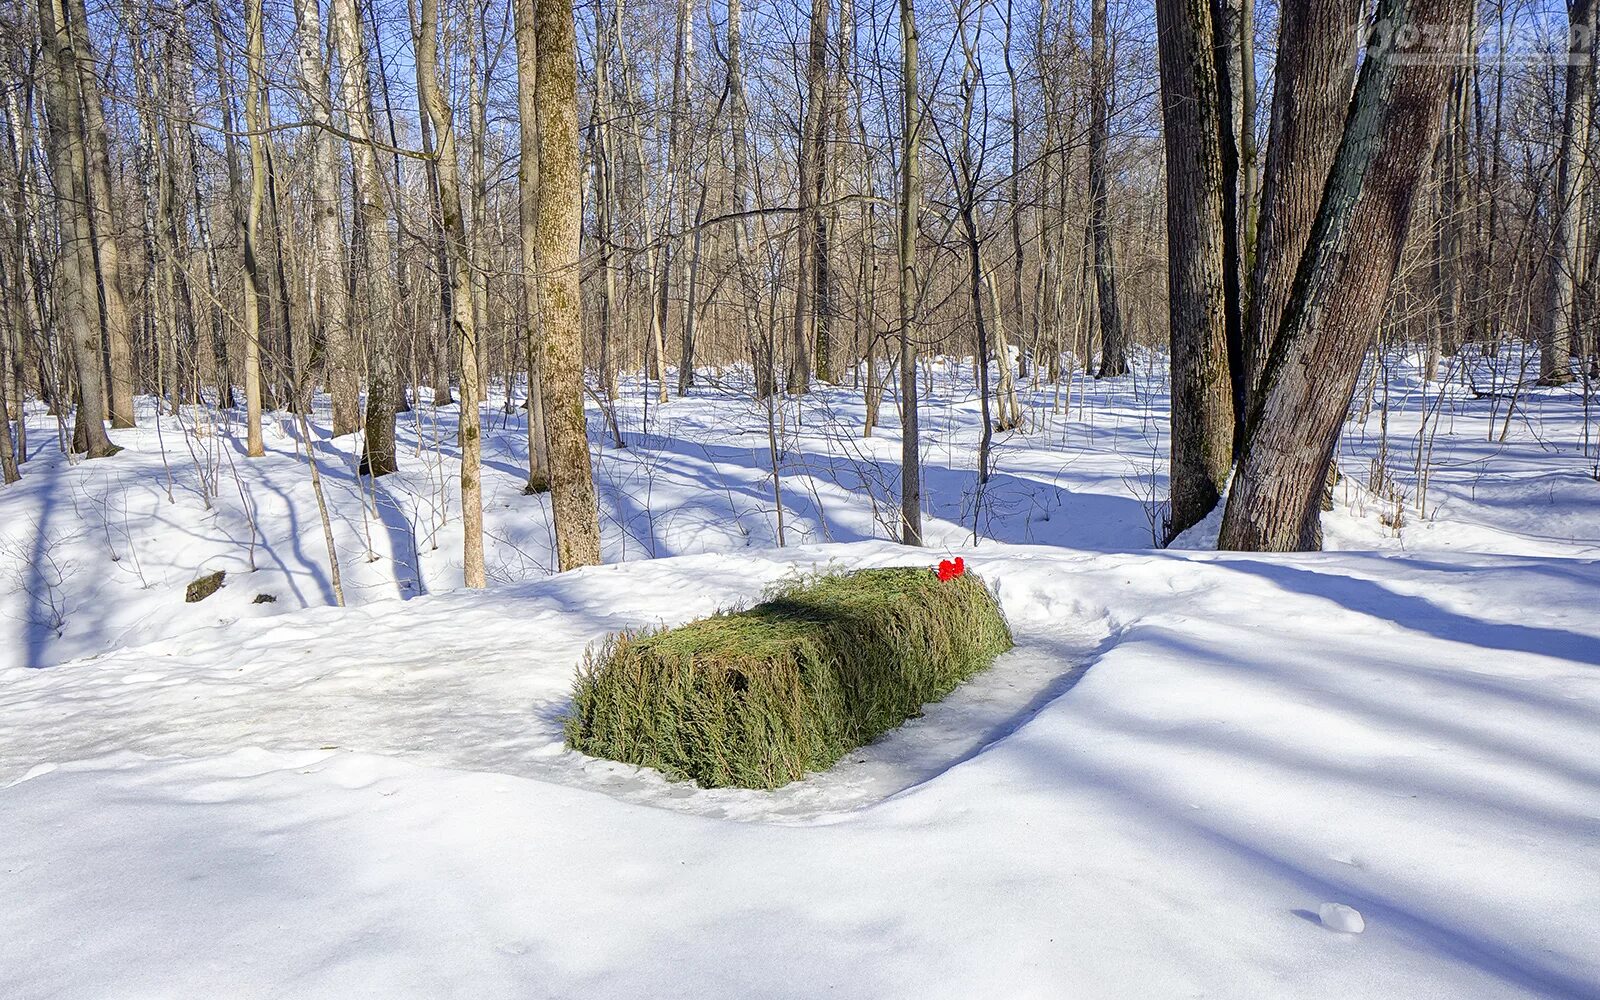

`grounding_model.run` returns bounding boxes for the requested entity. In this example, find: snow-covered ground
[2,350,1598,998]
